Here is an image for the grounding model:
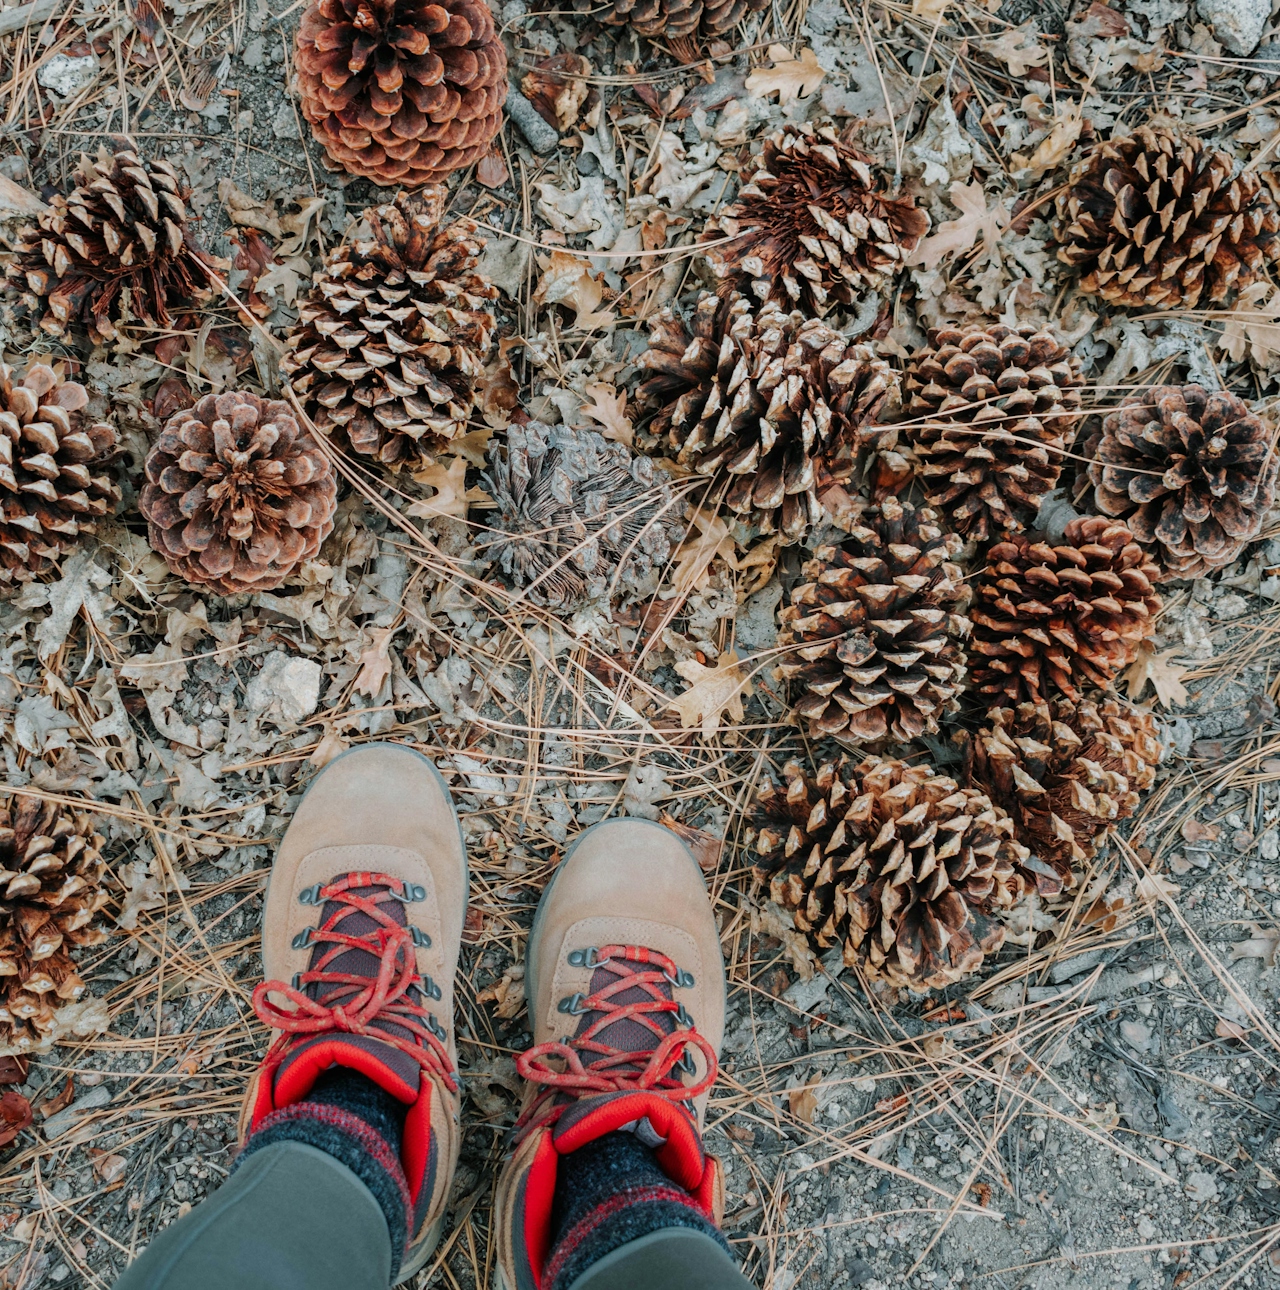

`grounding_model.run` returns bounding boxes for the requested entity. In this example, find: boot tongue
[573,960,677,1078]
